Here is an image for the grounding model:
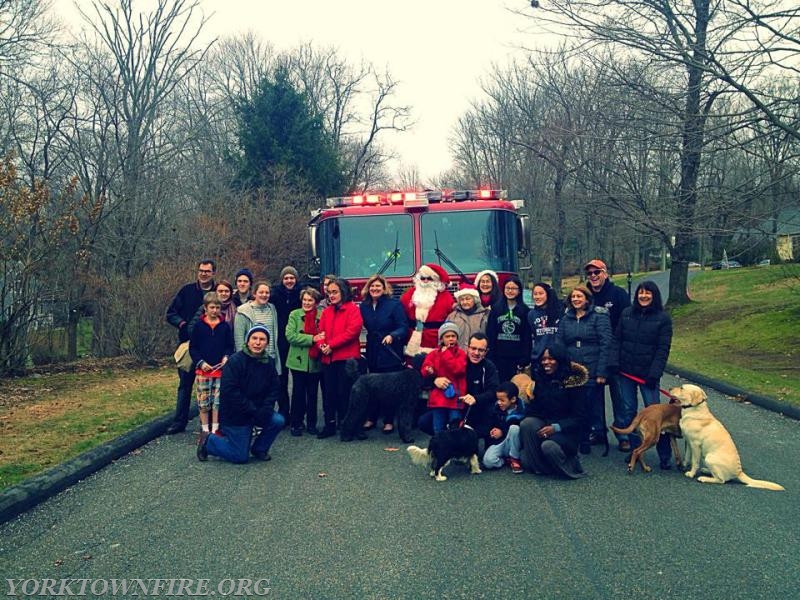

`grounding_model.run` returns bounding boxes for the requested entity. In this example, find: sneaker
[290,427,303,437]
[618,440,631,452]
[508,457,523,474]
[196,432,209,462]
